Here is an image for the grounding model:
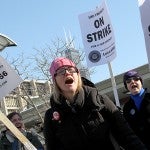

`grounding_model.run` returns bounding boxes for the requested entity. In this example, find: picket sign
[138,0,150,70]
[0,110,37,150]
[78,0,120,107]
